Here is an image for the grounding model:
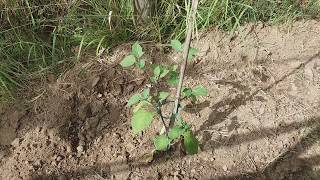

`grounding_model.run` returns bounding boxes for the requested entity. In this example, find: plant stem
[156,102,169,134]
[168,0,199,128]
